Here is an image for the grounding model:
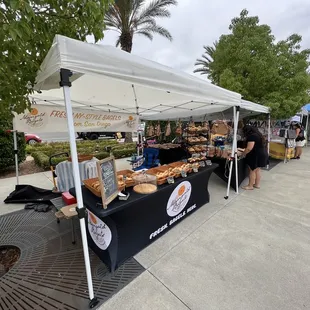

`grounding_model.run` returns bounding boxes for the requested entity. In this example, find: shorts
[296,140,305,147]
